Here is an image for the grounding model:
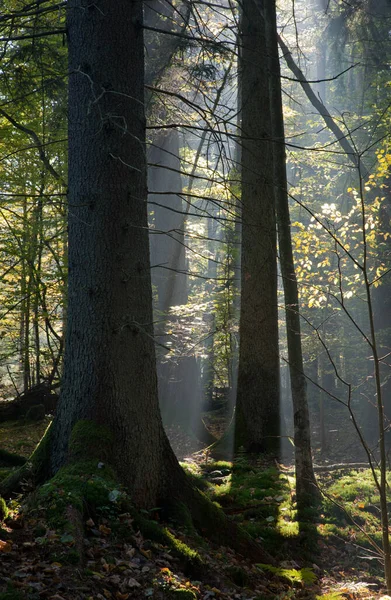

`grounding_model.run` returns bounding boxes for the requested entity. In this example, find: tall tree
[47,1,273,563]
[50,0,168,507]
[265,0,319,508]
[235,0,280,453]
